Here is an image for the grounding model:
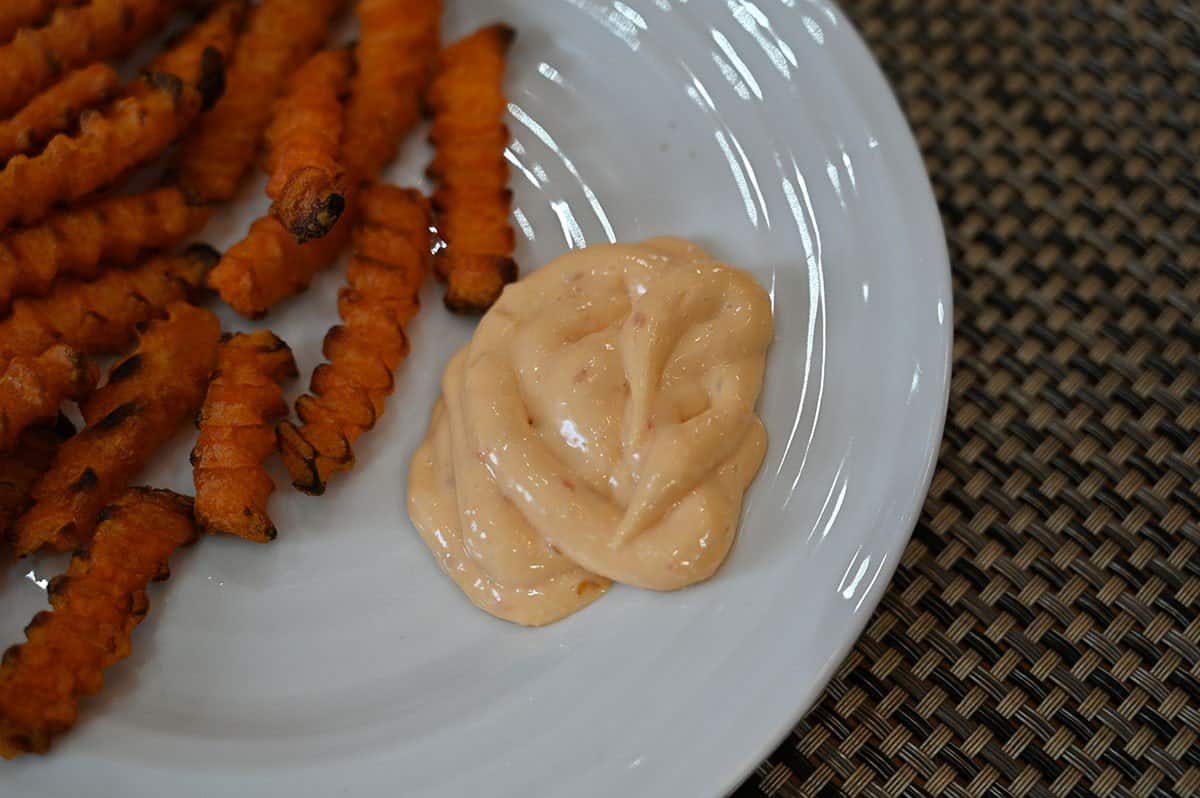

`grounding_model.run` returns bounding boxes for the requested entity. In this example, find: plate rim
[0,1,954,793]
[711,5,953,796]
